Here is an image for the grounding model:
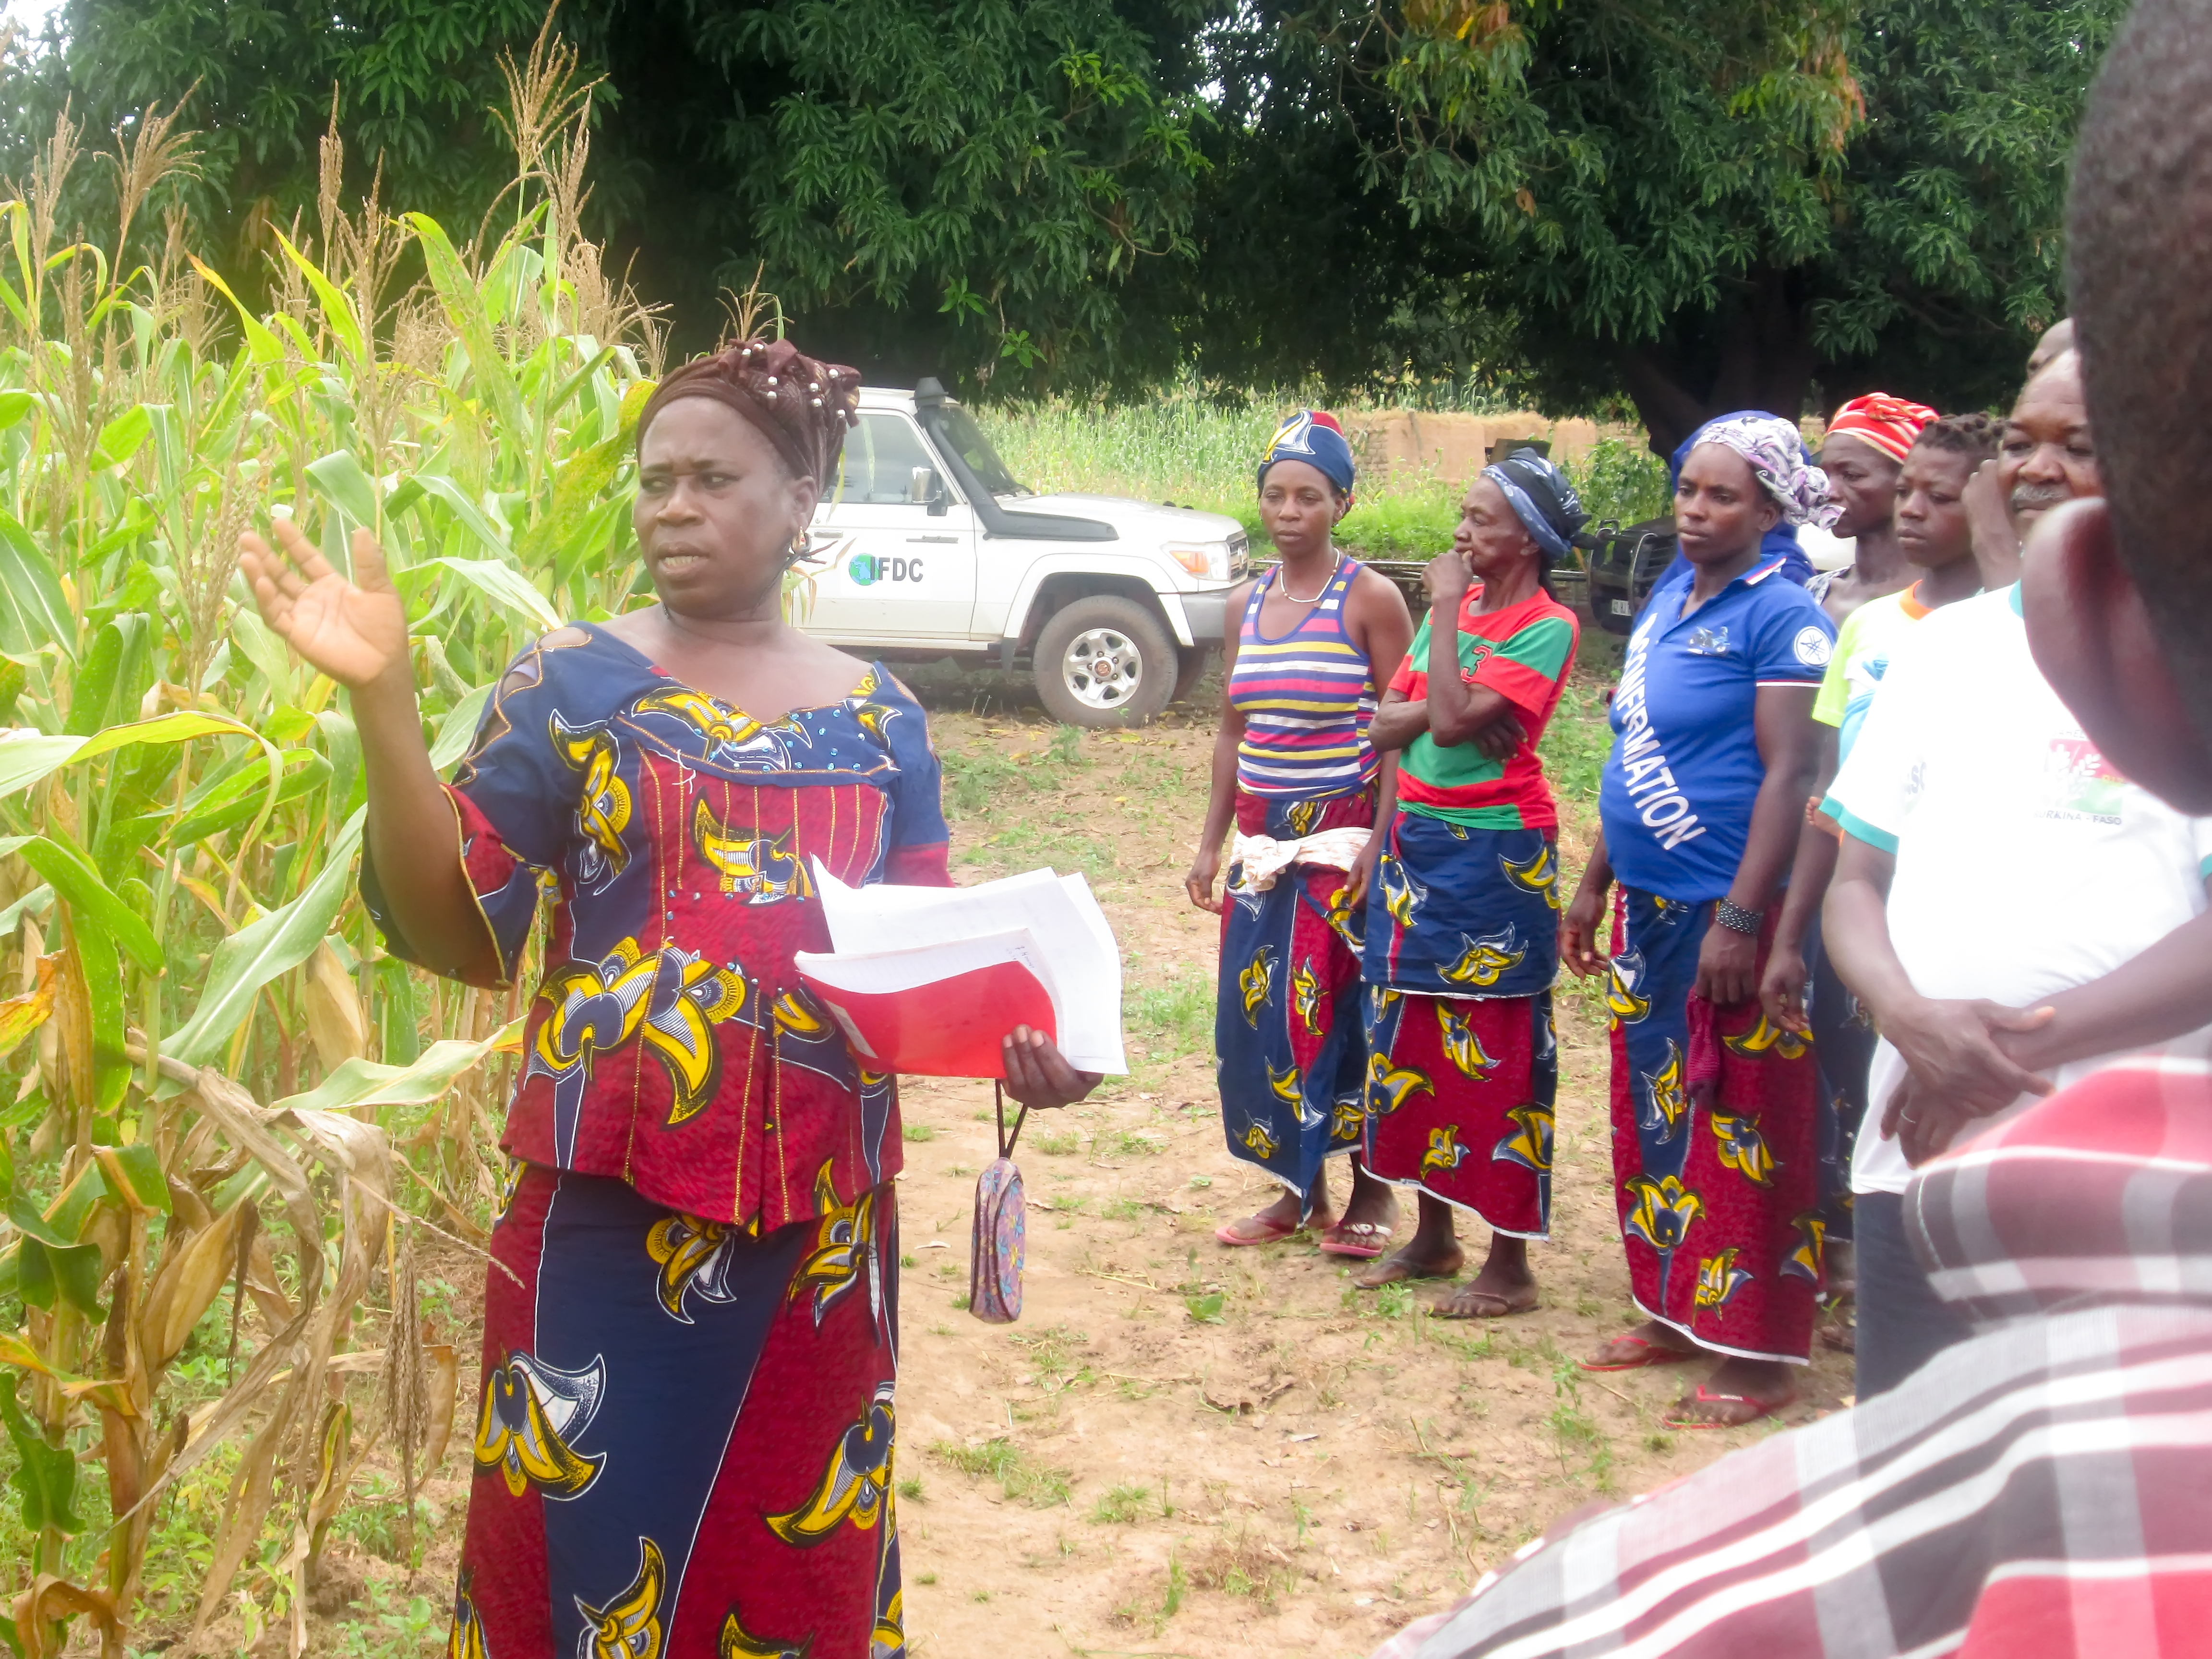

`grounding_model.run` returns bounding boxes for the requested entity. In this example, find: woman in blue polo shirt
[1560,414,1838,1428]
